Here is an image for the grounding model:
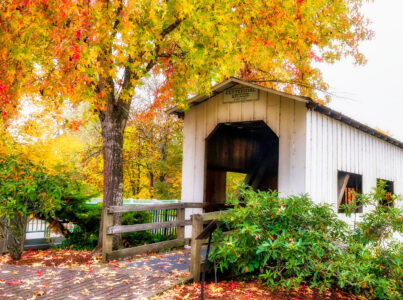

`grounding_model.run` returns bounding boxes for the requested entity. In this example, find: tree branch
[117,17,184,121]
